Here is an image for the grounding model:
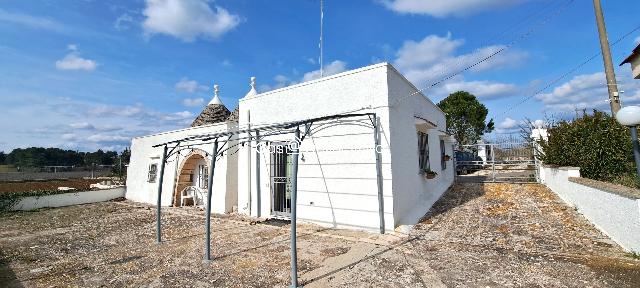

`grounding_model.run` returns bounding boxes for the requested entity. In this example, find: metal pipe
[247,110,252,215]
[204,140,218,262]
[290,127,300,288]
[152,112,376,148]
[156,145,168,244]
[373,115,385,234]
[631,126,640,178]
[491,144,496,182]
[256,131,261,218]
